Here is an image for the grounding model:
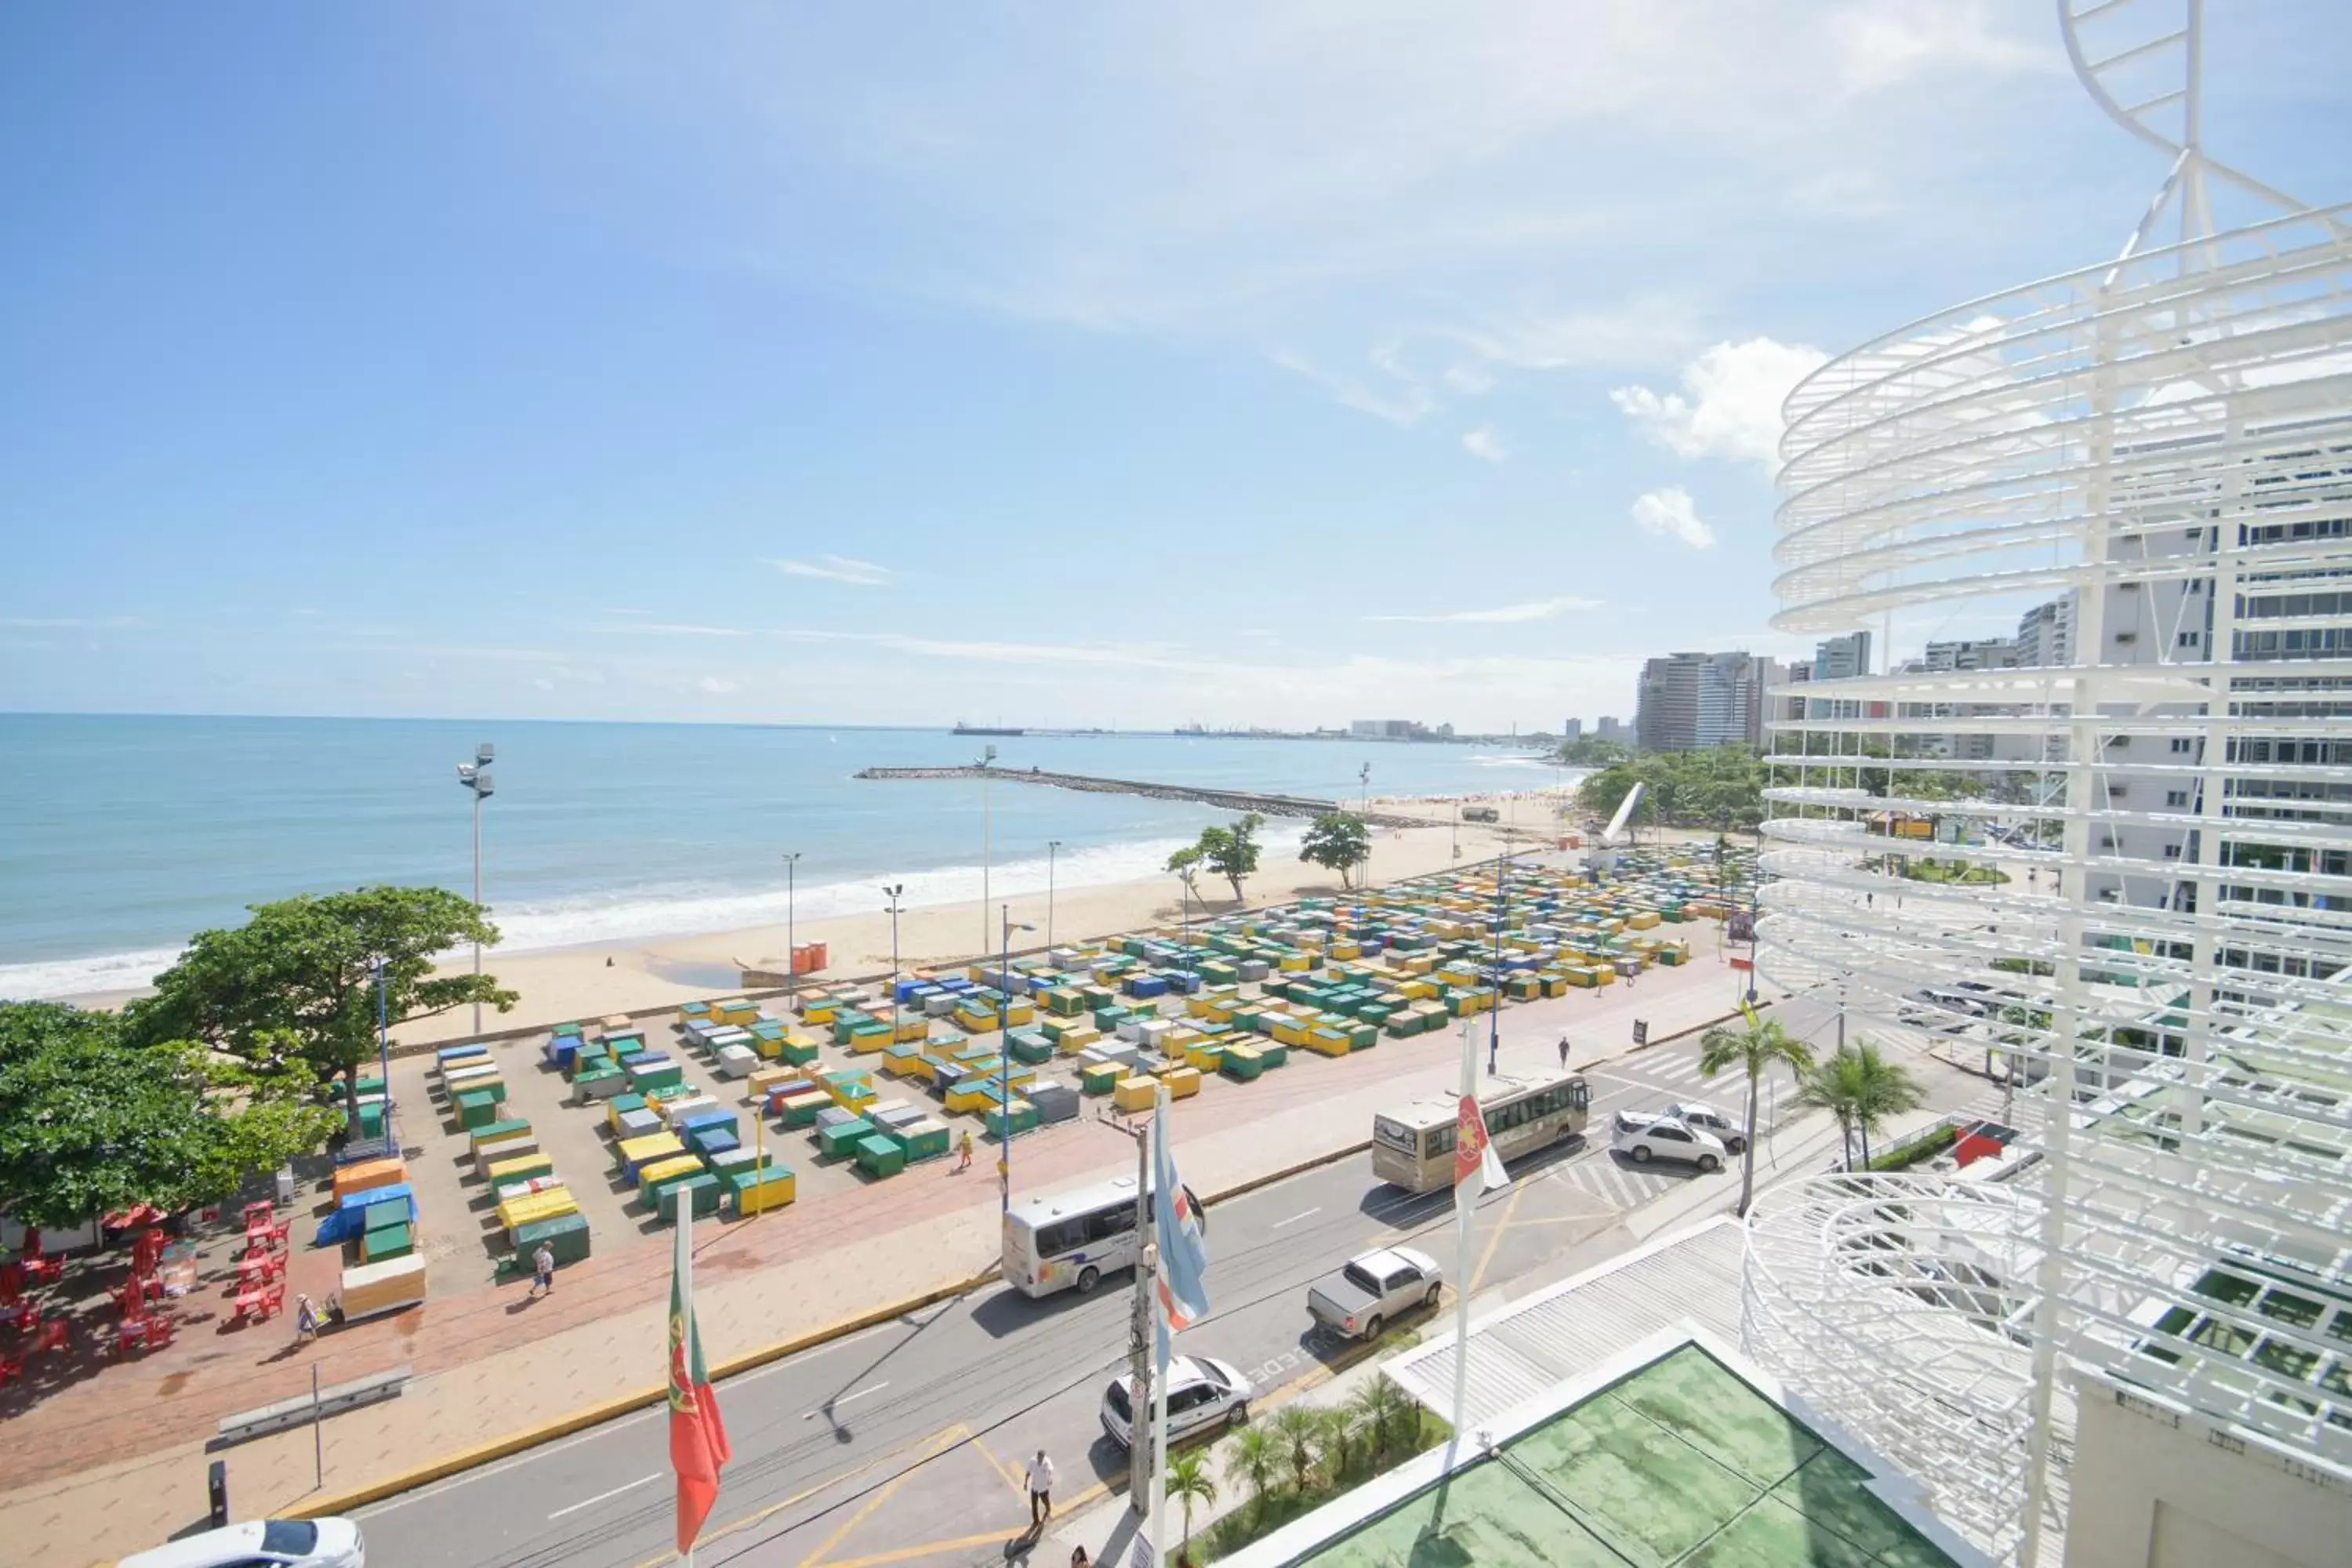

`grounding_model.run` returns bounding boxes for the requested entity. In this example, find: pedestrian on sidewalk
[956,1130,975,1172]
[529,1240,556,1298]
[294,1293,319,1344]
[1026,1448,1056,1526]
[1557,1035,1570,1069]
